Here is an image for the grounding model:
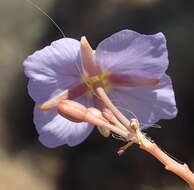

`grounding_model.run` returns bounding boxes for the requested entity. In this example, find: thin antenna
[161,147,185,165]
[25,0,87,77]
[25,0,66,38]
[141,123,162,130]
[116,105,138,119]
